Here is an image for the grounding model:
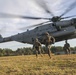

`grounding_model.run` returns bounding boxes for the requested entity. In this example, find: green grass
[0,54,76,75]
